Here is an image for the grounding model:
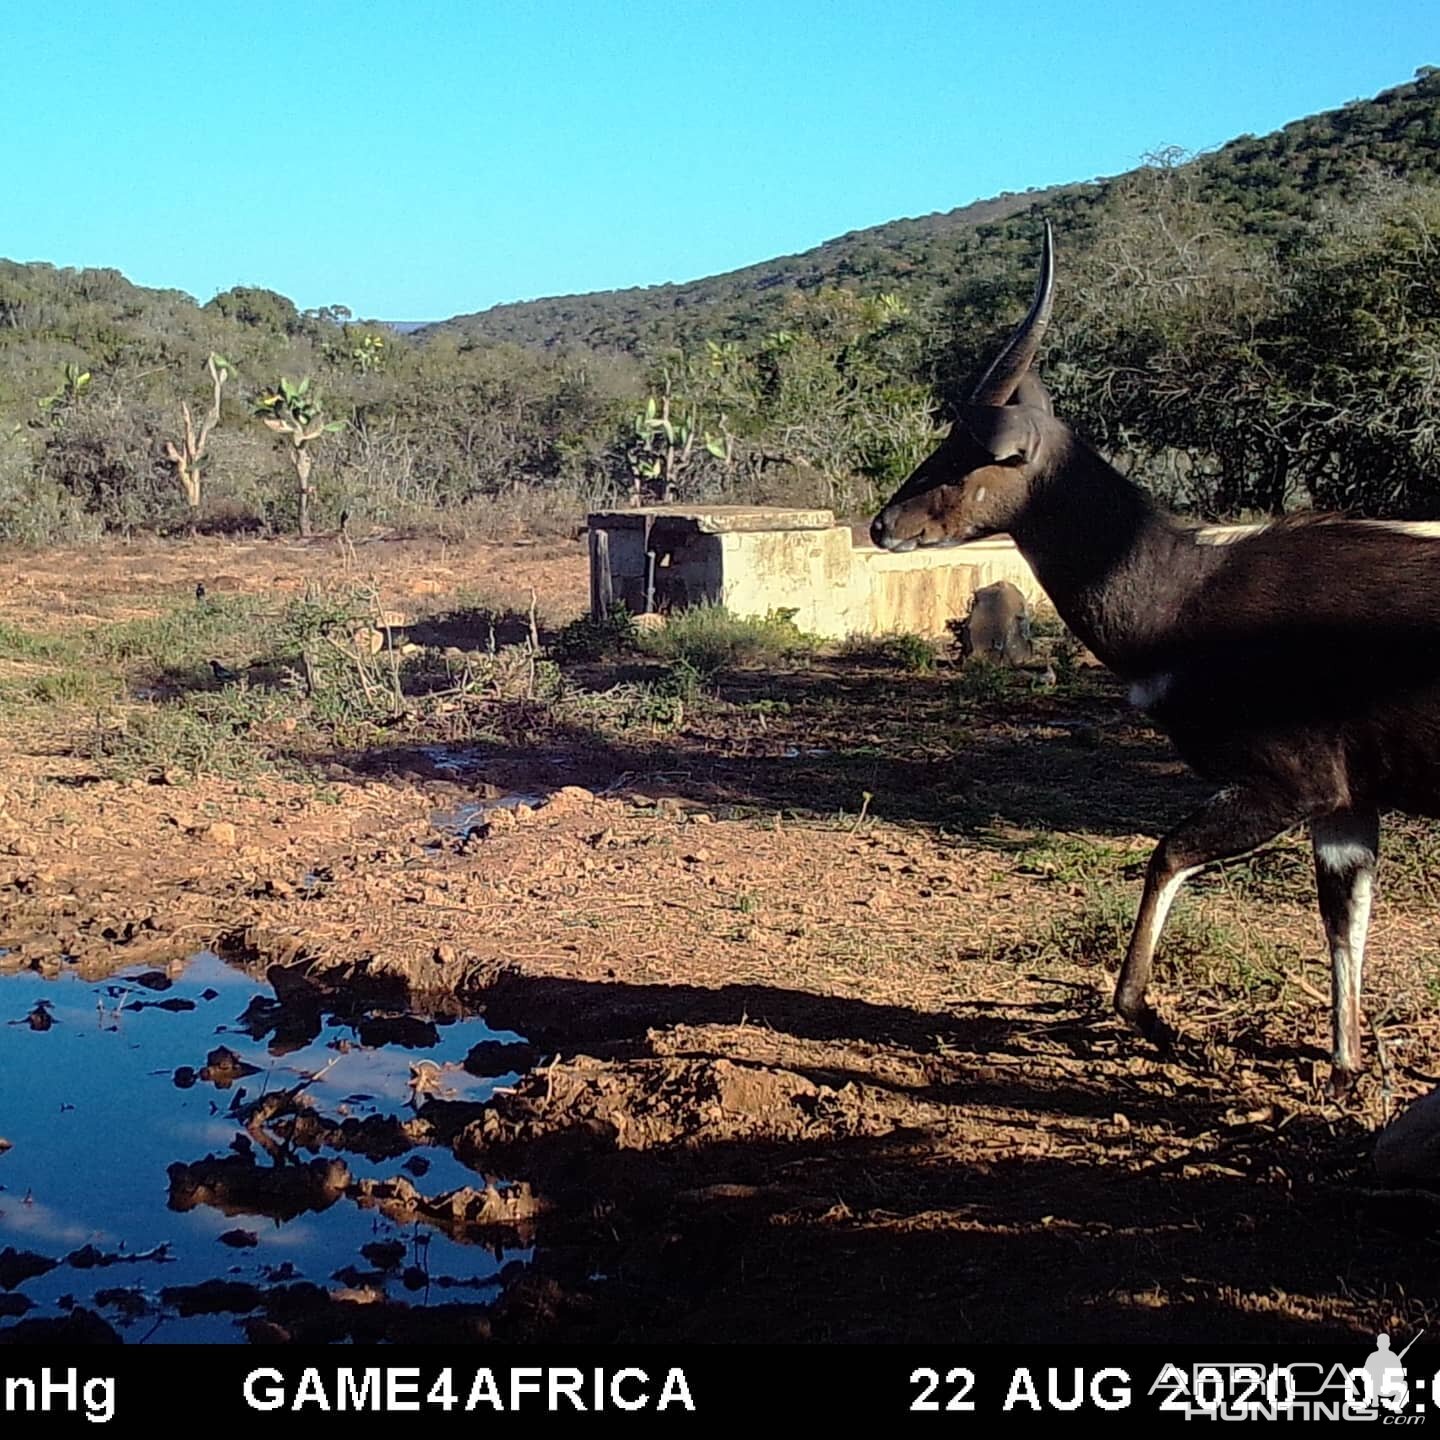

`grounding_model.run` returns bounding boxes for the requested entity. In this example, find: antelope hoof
[1116,996,1174,1053]
[1328,1065,1360,1102]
